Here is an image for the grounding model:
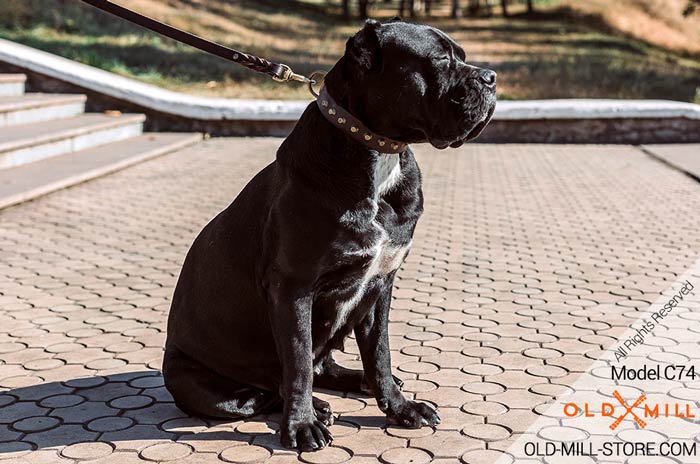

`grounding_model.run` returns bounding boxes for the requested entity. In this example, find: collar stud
[316,87,407,154]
